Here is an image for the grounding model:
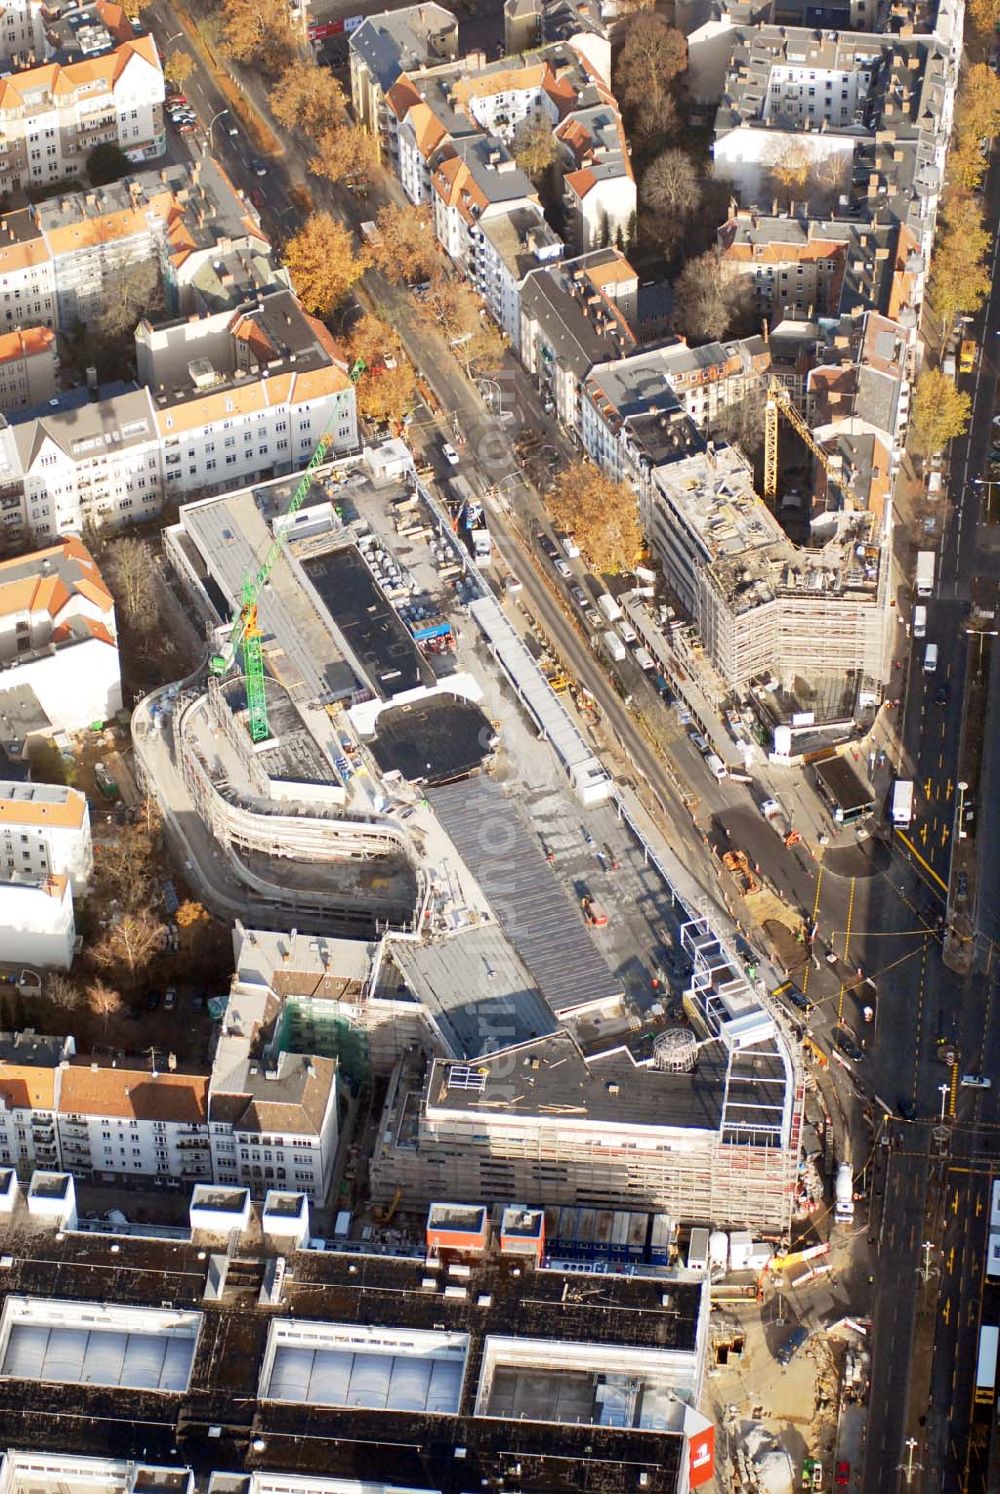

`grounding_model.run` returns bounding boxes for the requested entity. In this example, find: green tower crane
[209,360,365,742]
